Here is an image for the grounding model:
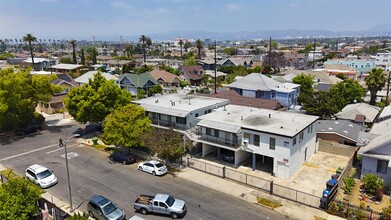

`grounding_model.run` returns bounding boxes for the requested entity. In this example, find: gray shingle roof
[335,103,380,123]
[316,120,363,143]
[228,73,281,91]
